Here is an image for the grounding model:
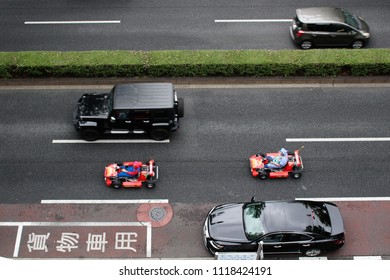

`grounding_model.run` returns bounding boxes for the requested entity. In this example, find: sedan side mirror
[251,196,256,202]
